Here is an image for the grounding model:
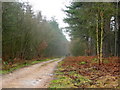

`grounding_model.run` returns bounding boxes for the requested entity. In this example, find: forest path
[0,58,64,88]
